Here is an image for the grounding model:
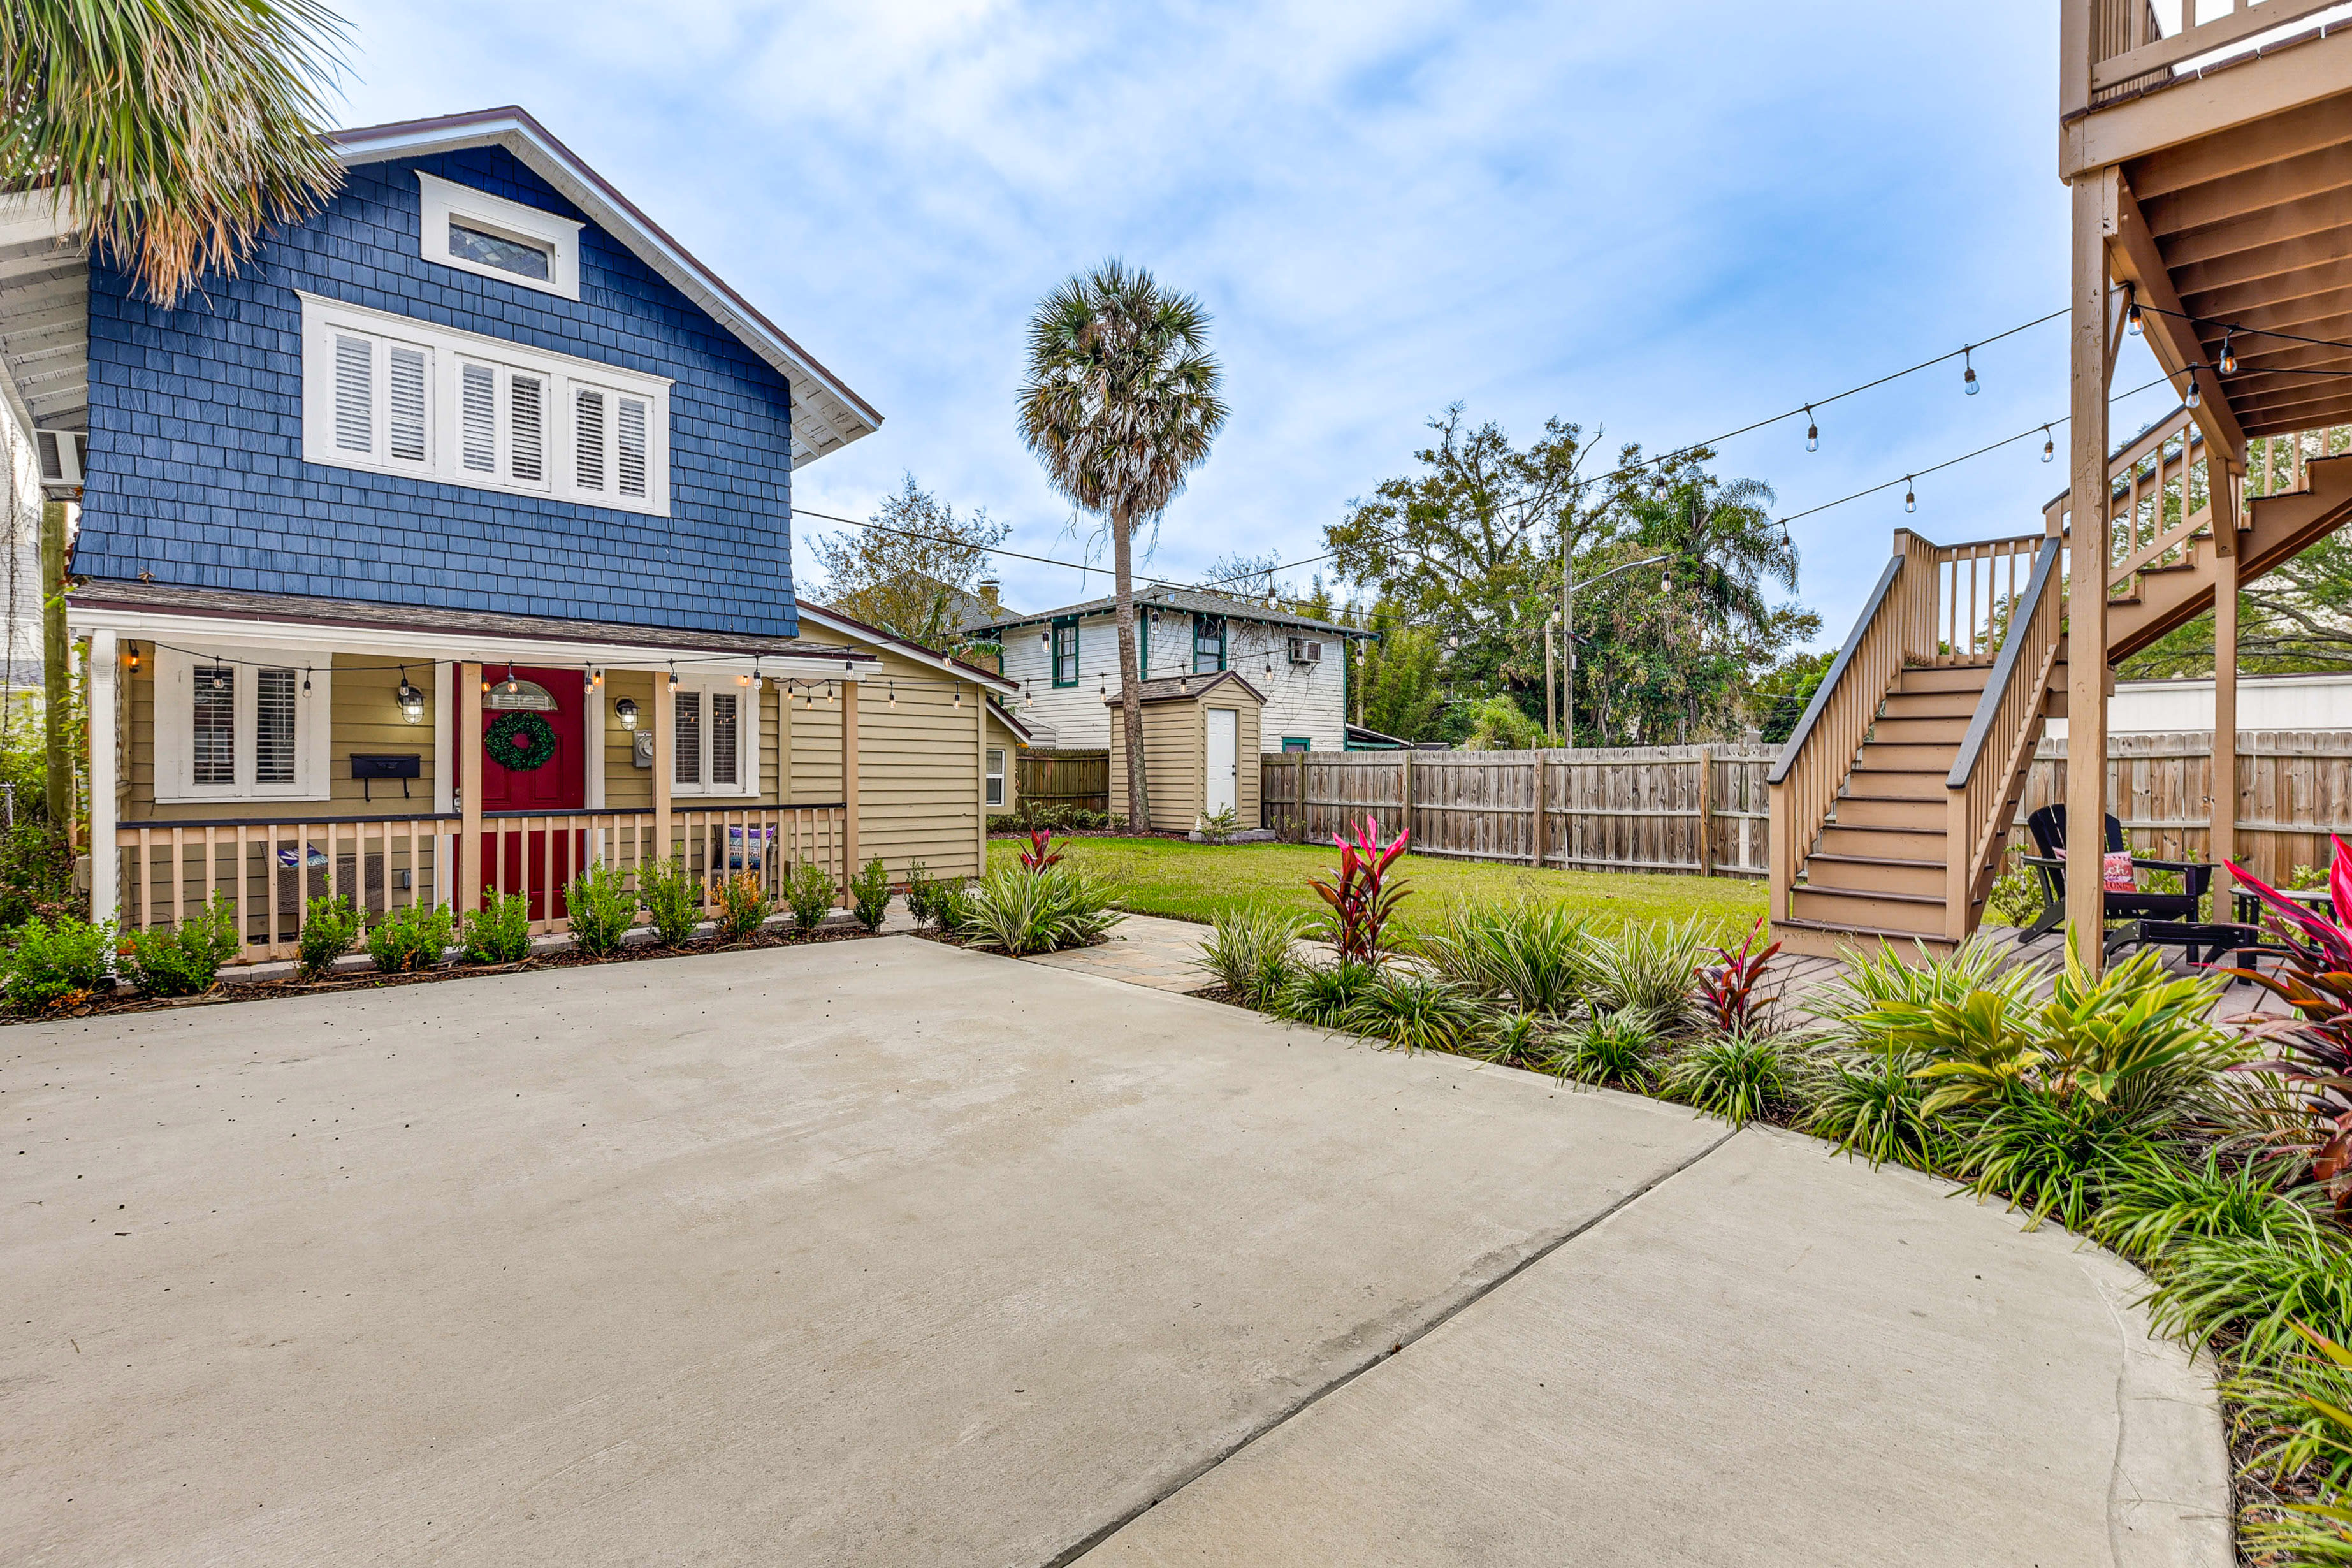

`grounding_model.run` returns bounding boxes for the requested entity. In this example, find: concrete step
[1789,885,1949,939]
[1855,741,1959,772]
[1868,715,1968,746]
[1802,853,1946,899]
[1816,822,1947,860]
